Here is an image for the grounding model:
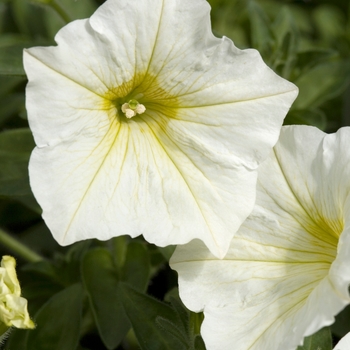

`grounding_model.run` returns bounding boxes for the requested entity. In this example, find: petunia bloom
[24,0,297,258]
[171,125,350,349]
[0,256,34,330]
